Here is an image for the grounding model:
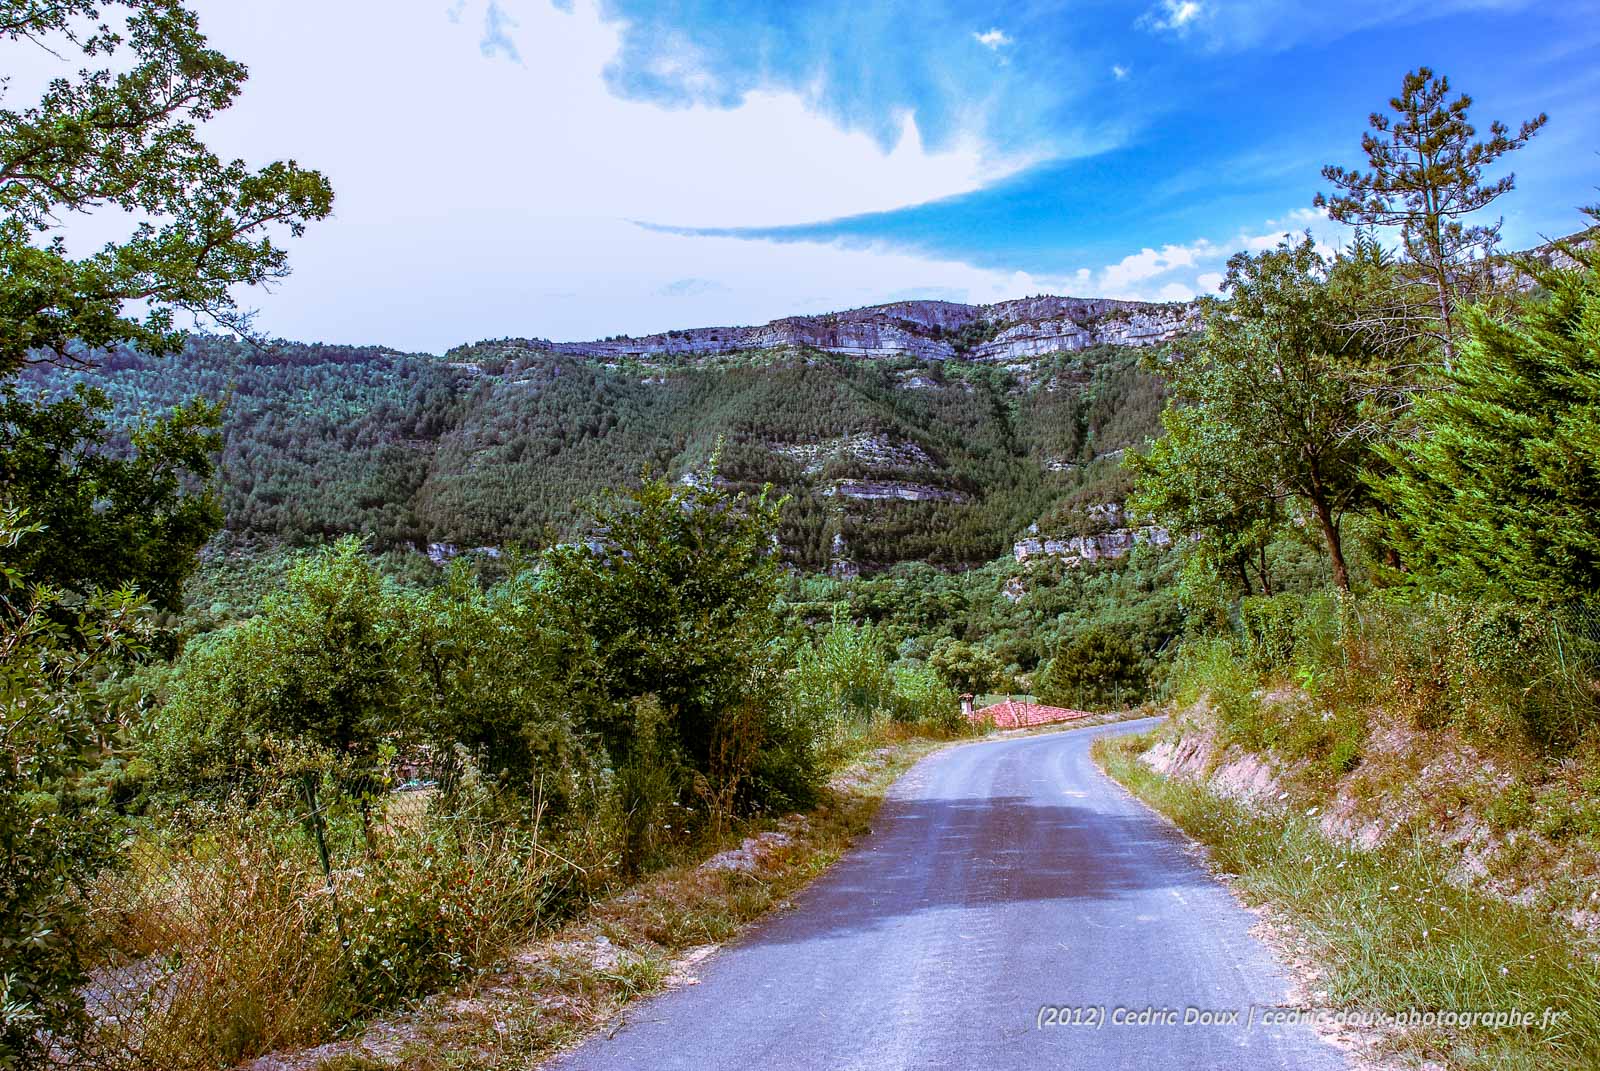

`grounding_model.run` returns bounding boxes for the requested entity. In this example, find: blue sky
[19,1,1599,350]
[623,0,1599,274]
